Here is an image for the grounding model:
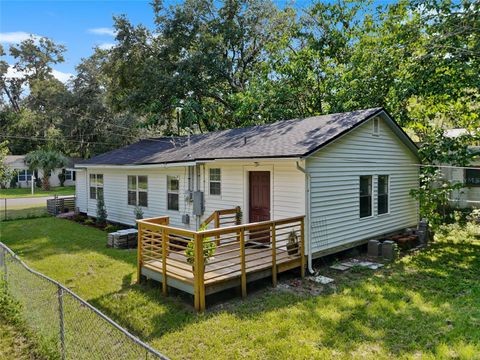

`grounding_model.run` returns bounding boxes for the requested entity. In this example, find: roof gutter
[74,161,208,170]
[74,157,302,169]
